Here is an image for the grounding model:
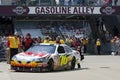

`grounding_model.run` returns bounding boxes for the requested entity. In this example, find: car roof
[33,43,66,46]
